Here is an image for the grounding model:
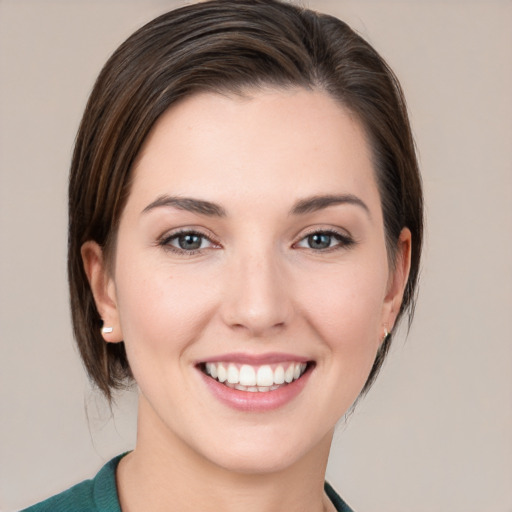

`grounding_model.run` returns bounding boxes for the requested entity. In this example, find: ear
[81,241,123,343]
[381,227,412,336]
